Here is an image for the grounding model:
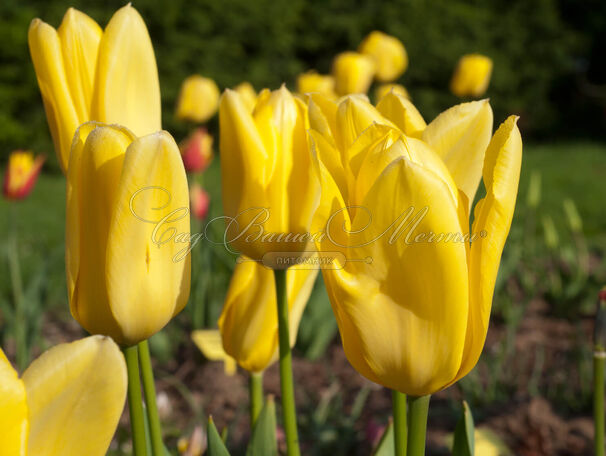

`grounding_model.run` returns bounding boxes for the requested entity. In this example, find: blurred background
[1,0,606,454]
